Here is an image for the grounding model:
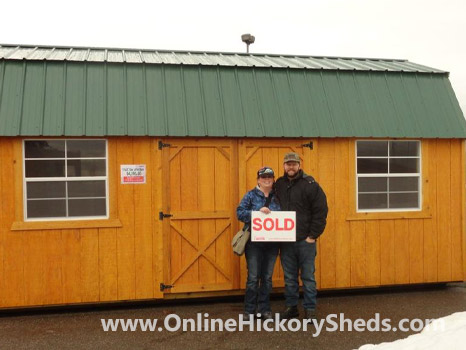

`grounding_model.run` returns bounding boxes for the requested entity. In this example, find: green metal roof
[0,45,465,138]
